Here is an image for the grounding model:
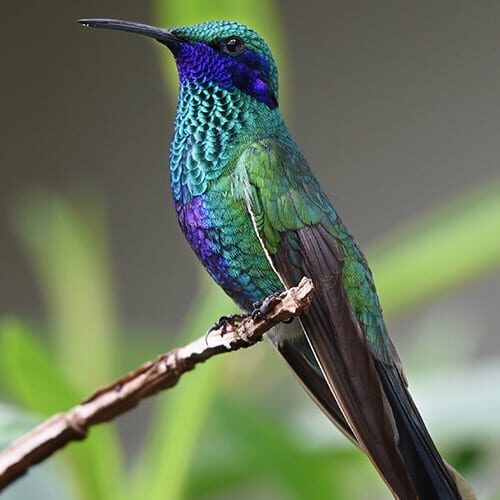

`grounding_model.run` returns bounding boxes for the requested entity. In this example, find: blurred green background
[1,1,500,499]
